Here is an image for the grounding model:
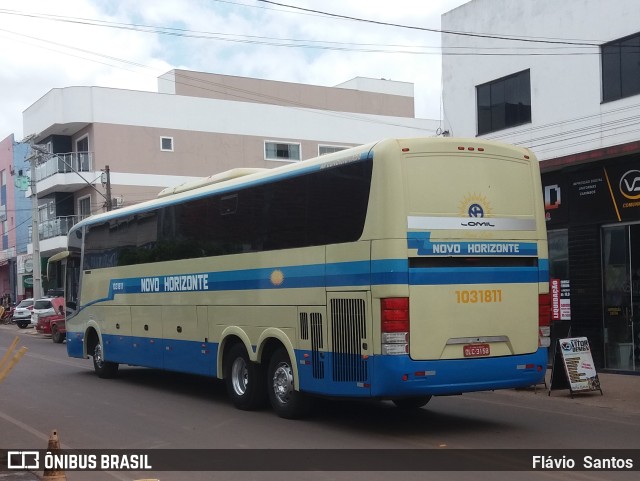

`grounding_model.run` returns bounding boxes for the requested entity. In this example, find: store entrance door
[602,224,640,371]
